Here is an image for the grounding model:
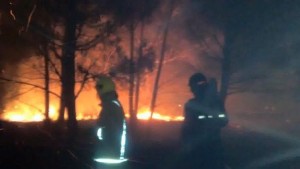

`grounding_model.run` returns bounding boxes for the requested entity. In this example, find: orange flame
[1,104,183,122]
[1,62,184,122]
[2,105,58,122]
[137,110,184,121]
[1,84,184,122]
